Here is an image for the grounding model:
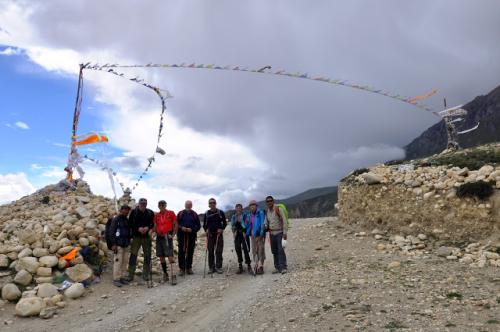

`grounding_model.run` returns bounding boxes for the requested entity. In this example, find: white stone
[75,207,91,218]
[18,257,40,274]
[15,297,43,317]
[36,267,52,277]
[0,254,9,268]
[65,264,93,282]
[39,256,58,268]
[37,283,59,298]
[64,283,85,299]
[18,248,33,259]
[361,172,382,185]
[14,269,33,286]
[2,283,21,301]
[33,248,49,258]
